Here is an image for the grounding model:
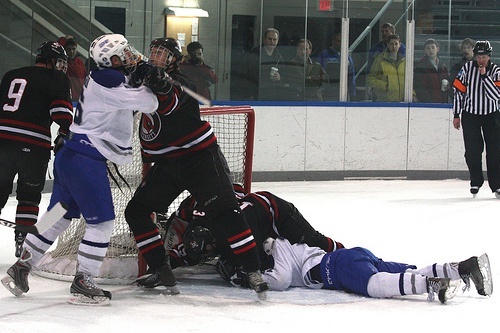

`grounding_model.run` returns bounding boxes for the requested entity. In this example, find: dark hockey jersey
[139,70,217,162]
[164,184,335,270]
[0,66,73,150]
